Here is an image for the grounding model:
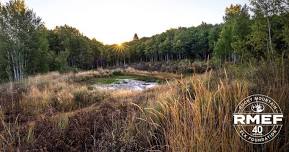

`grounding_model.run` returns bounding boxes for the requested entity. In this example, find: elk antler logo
[251,103,265,113]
